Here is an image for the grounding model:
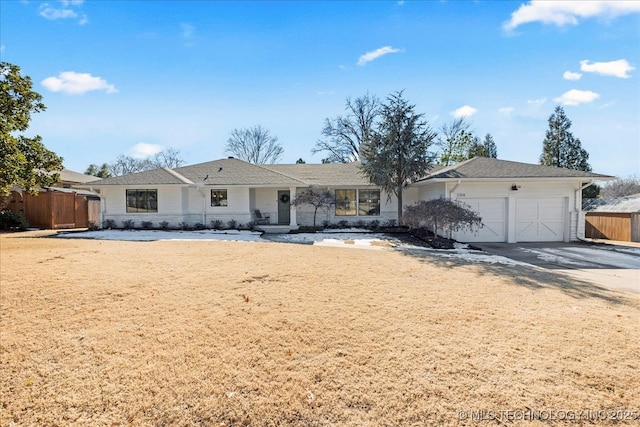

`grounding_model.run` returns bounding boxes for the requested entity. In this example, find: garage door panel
[454,198,506,242]
[516,198,565,242]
